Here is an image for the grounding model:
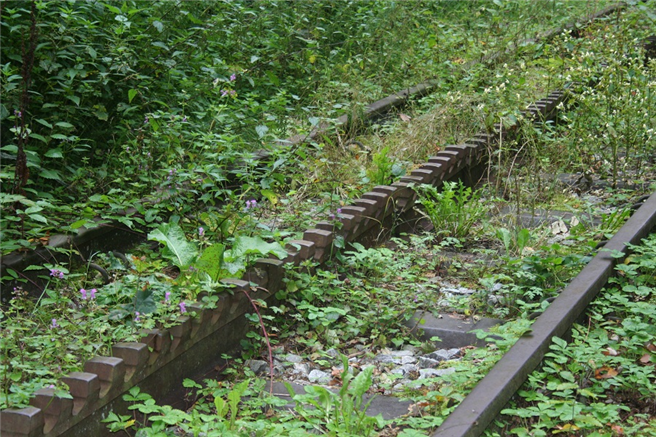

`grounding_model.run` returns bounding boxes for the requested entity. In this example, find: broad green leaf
[24,206,43,214]
[517,228,530,250]
[349,364,373,398]
[0,193,28,204]
[35,118,53,129]
[102,2,122,14]
[93,105,108,121]
[128,89,138,103]
[148,117,160,132]
[196,243,226,281]
[255,125,268,139]
[148,223,198,268]
[29,133,48,143]
[152,41,169,51]
[44,148,63,158]
[134,287,157,314]
[28,214,48,224]
[39,169,63,181]
[260,189,278,205]
[214,396,228,419]
[496,228,512,252]
[227,235,287,261]
[223,259,246,276]
[66,95,80,106]
[70,219,88,230]
[55,121,74,129]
